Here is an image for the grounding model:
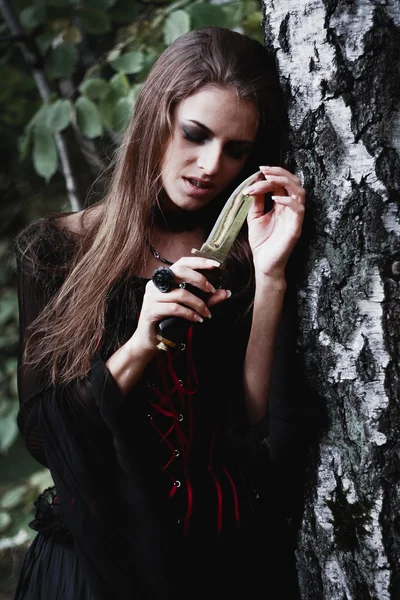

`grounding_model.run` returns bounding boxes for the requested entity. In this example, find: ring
[178,282,187,289]
[152,267,175,293]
